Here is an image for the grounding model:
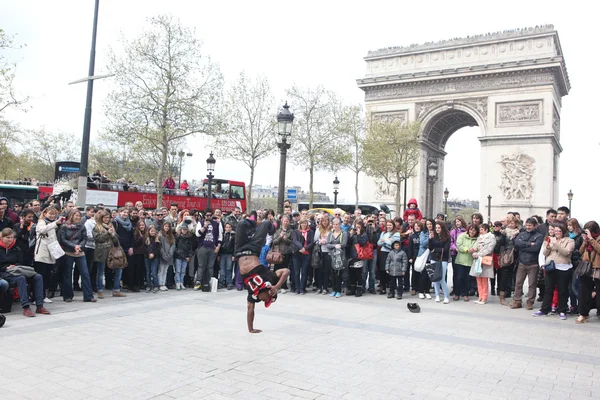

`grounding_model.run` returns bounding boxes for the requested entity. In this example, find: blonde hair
[66,209,82,224]
[318,214,331,236]
[146,226,159,245]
